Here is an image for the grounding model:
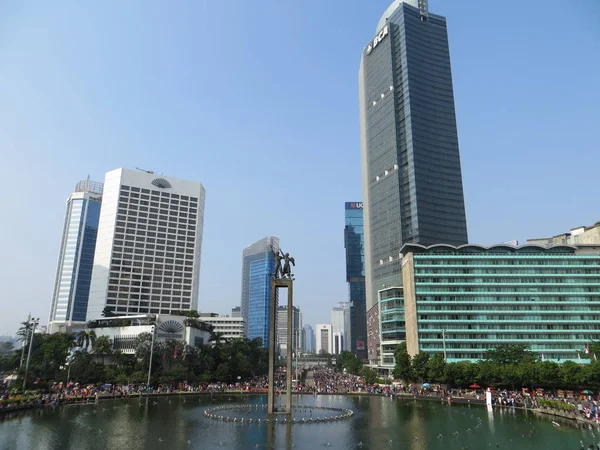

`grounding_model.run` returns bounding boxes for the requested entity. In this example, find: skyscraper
[276,305,300,352]
[302,325,316,353]
[241,236,279,347]
[331,302,349,354]
[315,324,333,355]
[344,202,367,360]
[48,179,103,333]
[86,168,206,320]
[359,0,468,362]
